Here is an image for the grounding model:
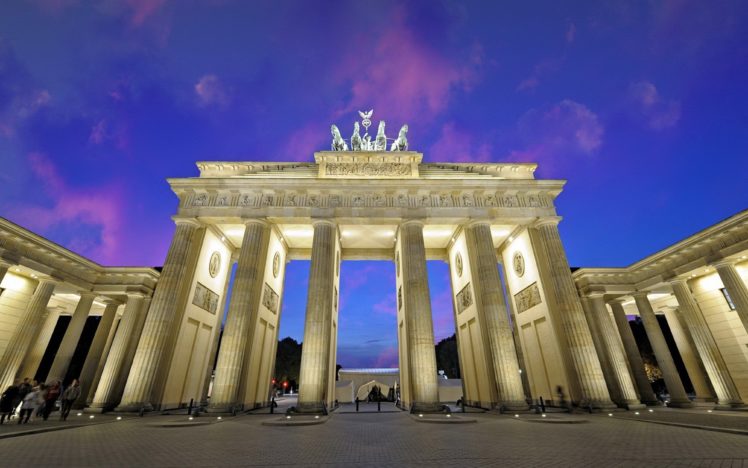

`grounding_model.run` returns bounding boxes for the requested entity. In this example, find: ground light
[217,416,222,420]
[89,415,94,419]
[608,413,613,417]
[76,413,82,417]
[116,416,122,420]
